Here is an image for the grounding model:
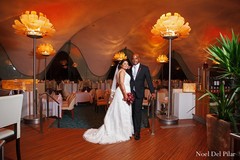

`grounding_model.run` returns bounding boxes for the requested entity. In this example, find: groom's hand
[151,93,156,99]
